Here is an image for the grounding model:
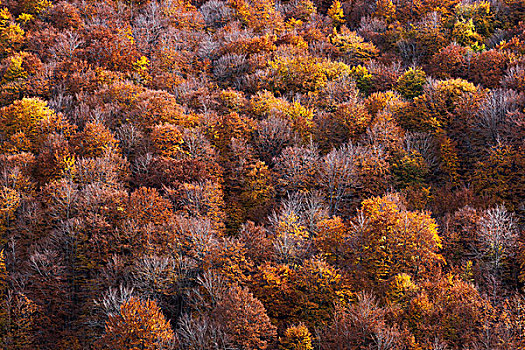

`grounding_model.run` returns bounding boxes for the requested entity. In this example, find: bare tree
[133,1,165,54]
[49,30,84,60]
[477,205,517,277]
[320,143,360,216]
[253,116,296,164]
[404,131,439,169]
[273,143,320,195]
[97,285,135,317]
[200,0,232,29]
[474,89,521,145]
